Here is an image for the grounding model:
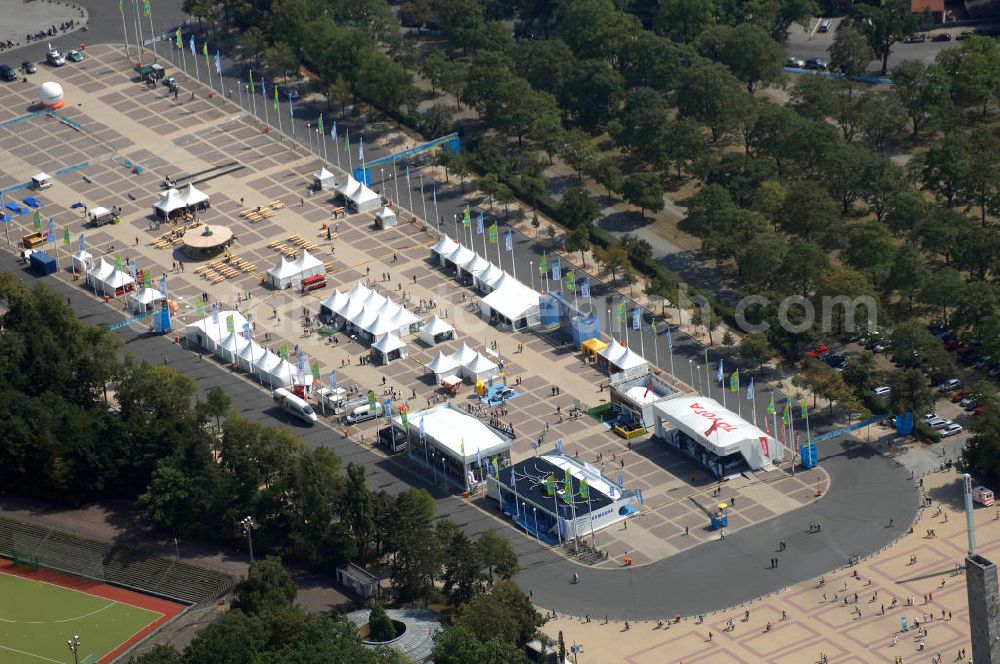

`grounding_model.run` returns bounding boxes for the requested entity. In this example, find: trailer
[22,232,48,249]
